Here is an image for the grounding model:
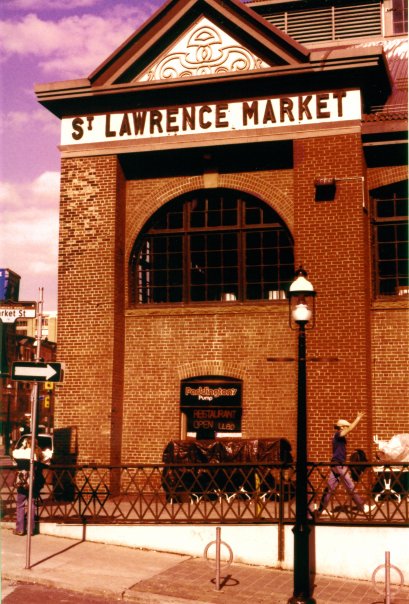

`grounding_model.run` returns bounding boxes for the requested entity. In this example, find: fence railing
[1,462,408,526]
